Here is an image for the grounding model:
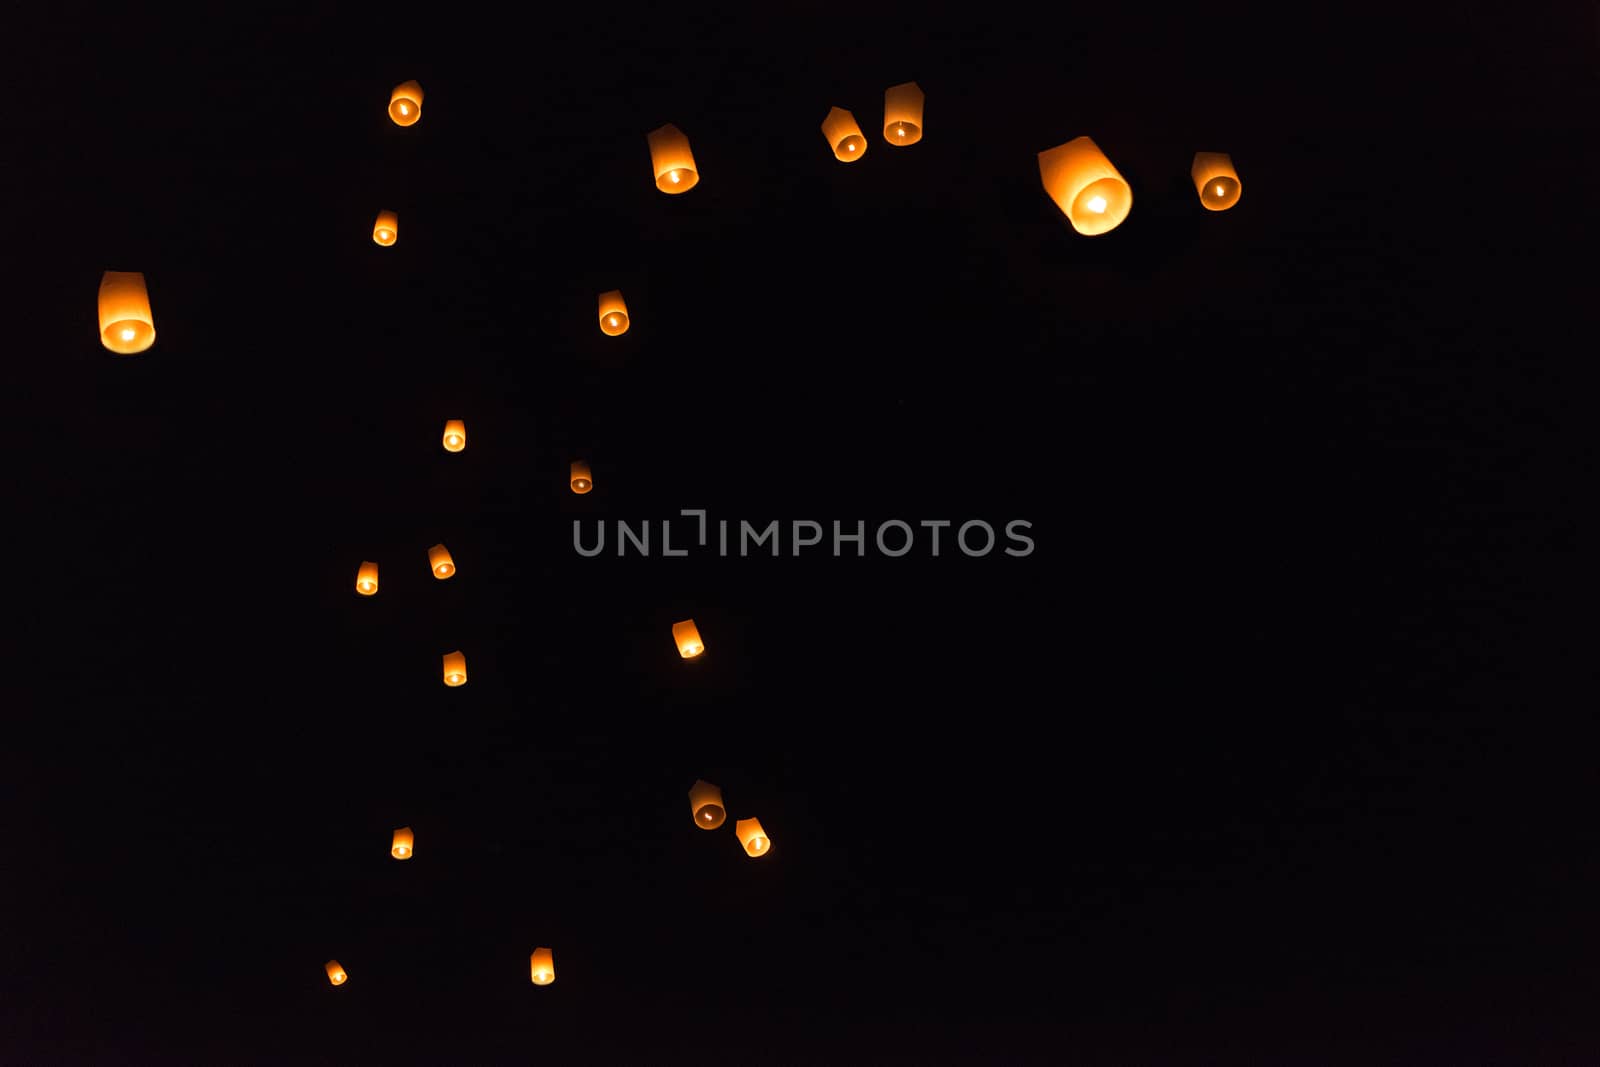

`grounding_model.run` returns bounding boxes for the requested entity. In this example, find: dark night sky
[5,6,1595,1063]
